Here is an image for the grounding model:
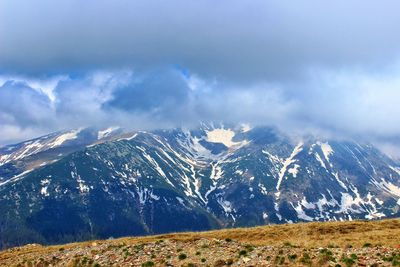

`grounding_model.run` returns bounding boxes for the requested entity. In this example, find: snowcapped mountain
[0,123,399,249]
[0,127,122,184]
